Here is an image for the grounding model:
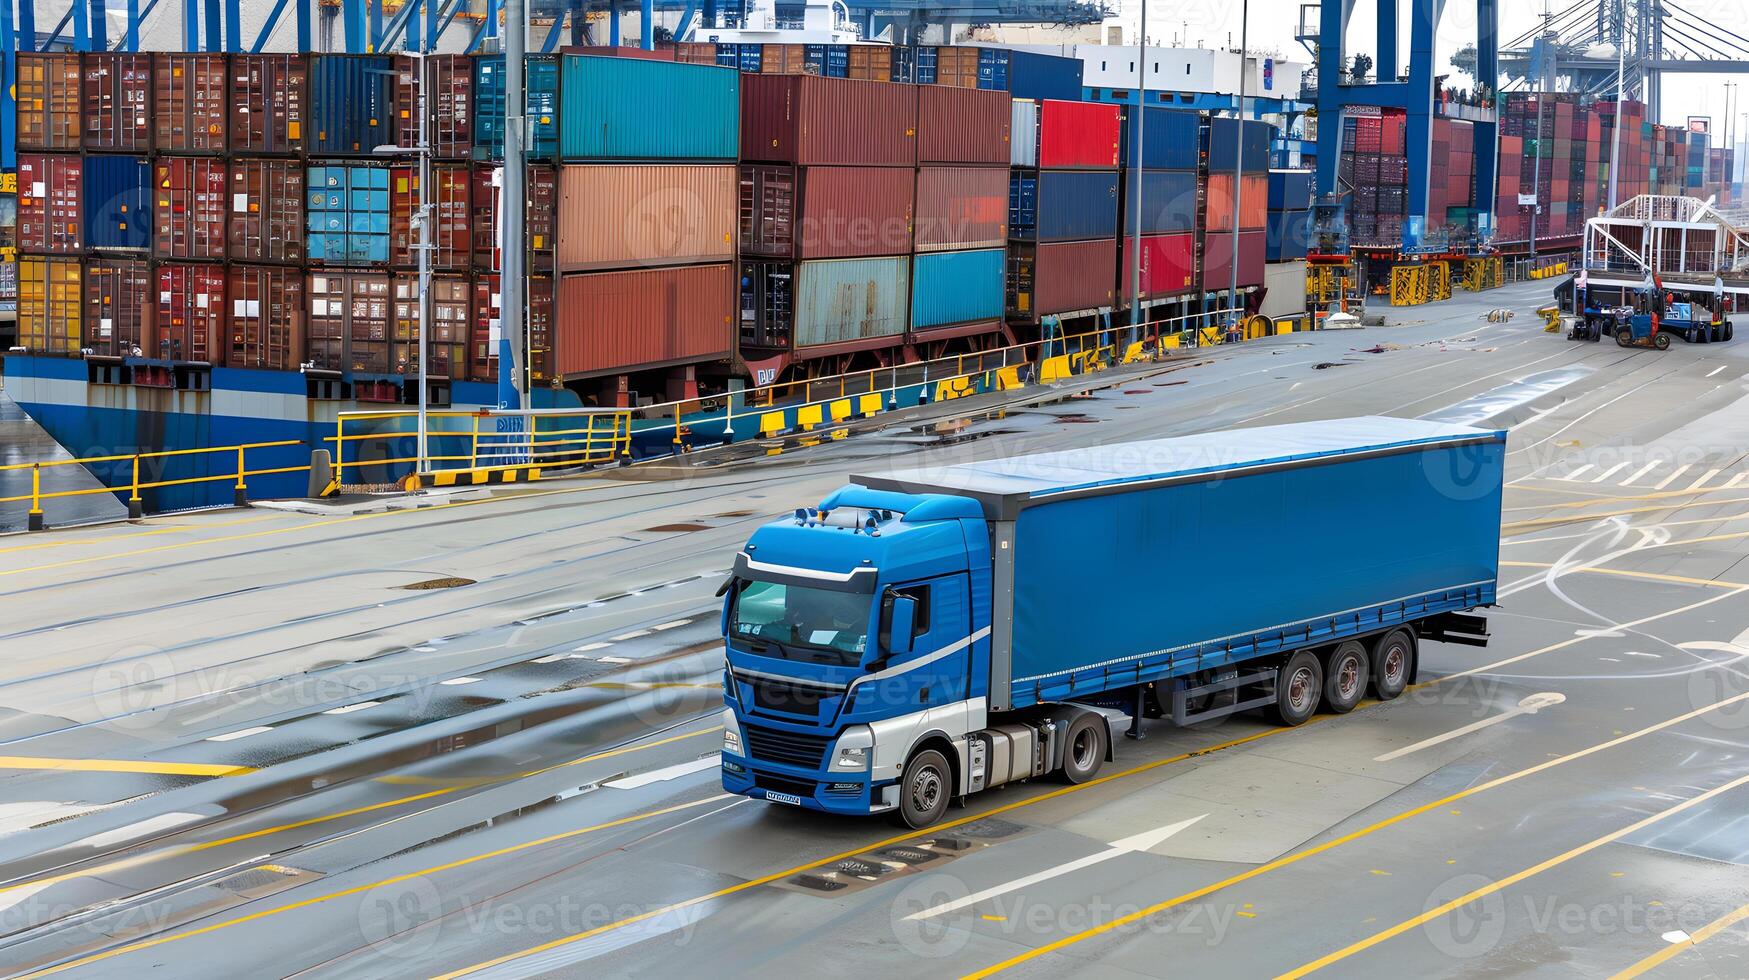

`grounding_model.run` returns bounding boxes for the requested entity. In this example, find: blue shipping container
[1010,170,1119,242]
[1208,117,1273,175]
[1121,106,1201,170]
[999,49,1083,102]
[912,249,1005,329]
[1123,170,1199,235]
[892,45,936,83]
[84,154,151,250]
[475,55,560,160]
[1269,170,1314,212]
[1267,209,1311,261]
[558,56,738,161]
[306,165,389,264]
[308,55,394,155]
